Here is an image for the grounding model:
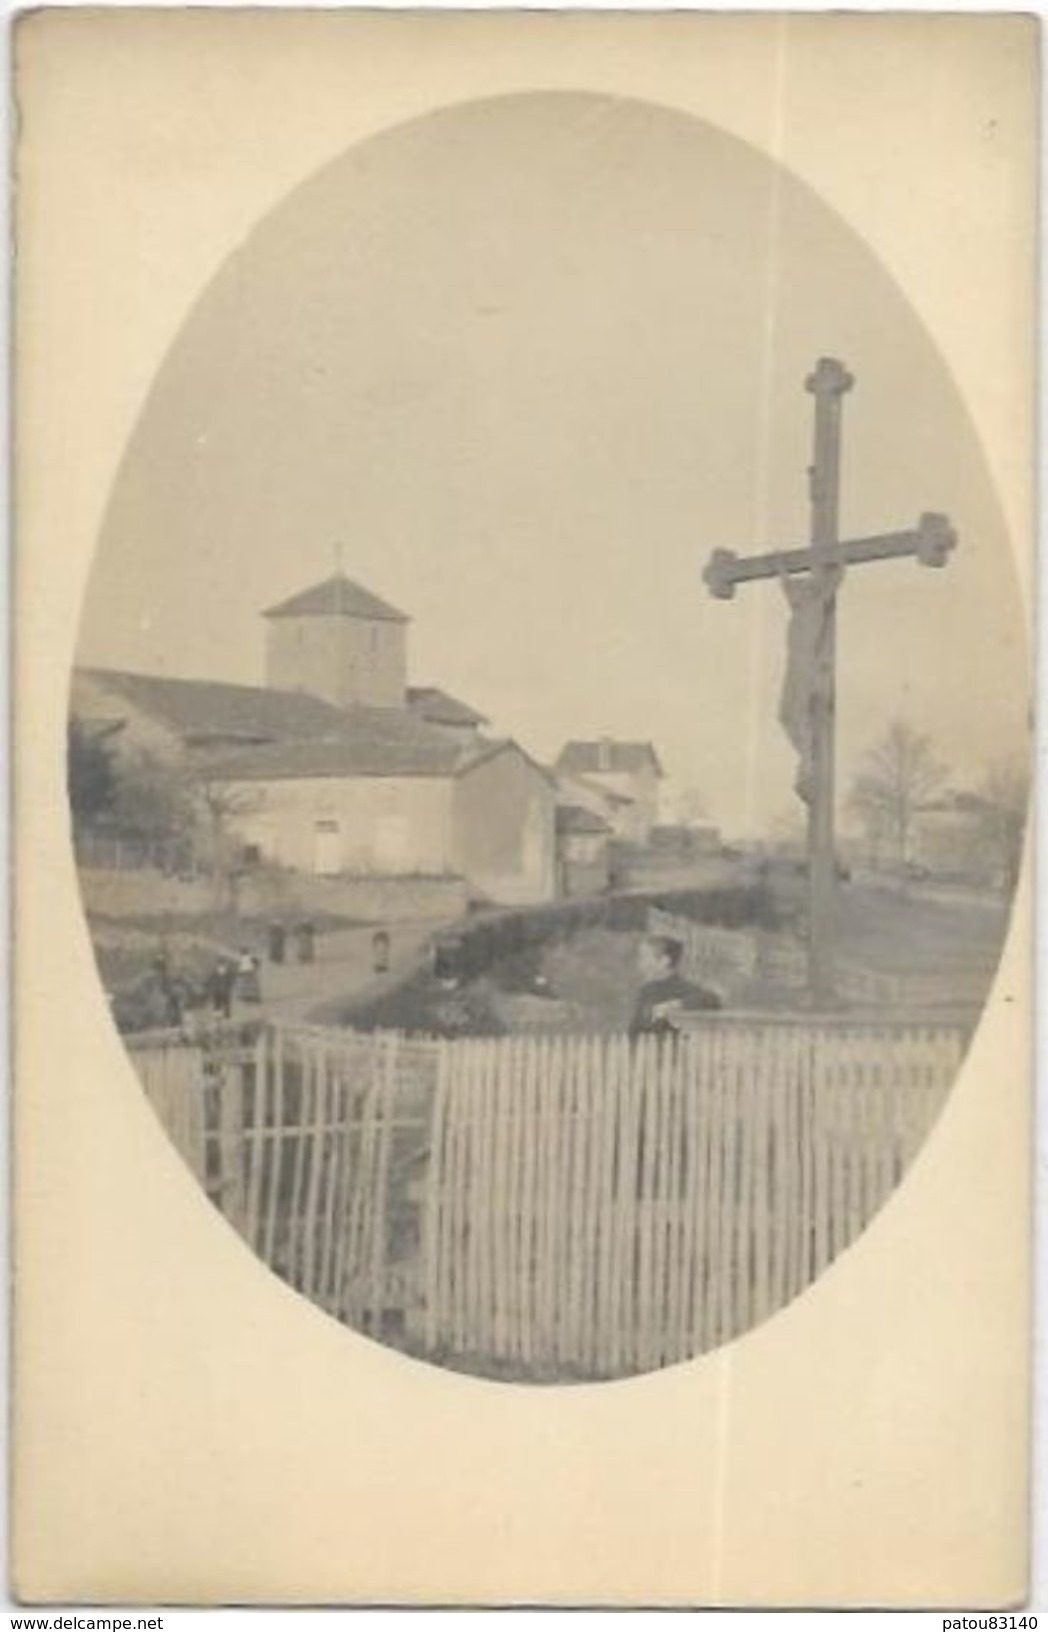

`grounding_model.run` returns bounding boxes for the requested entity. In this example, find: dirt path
[249,918,445,1023]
